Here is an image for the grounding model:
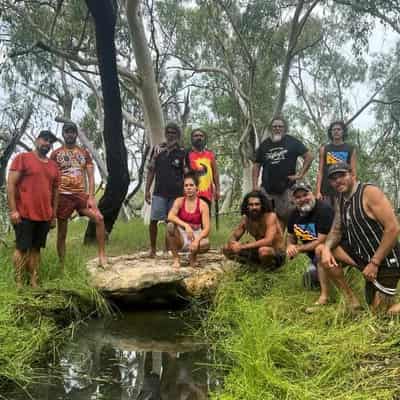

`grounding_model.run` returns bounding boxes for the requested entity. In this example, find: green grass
[0,221,109,390]
[202,258,400,400]
[3,216,398,399]
[0,215,231,390]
